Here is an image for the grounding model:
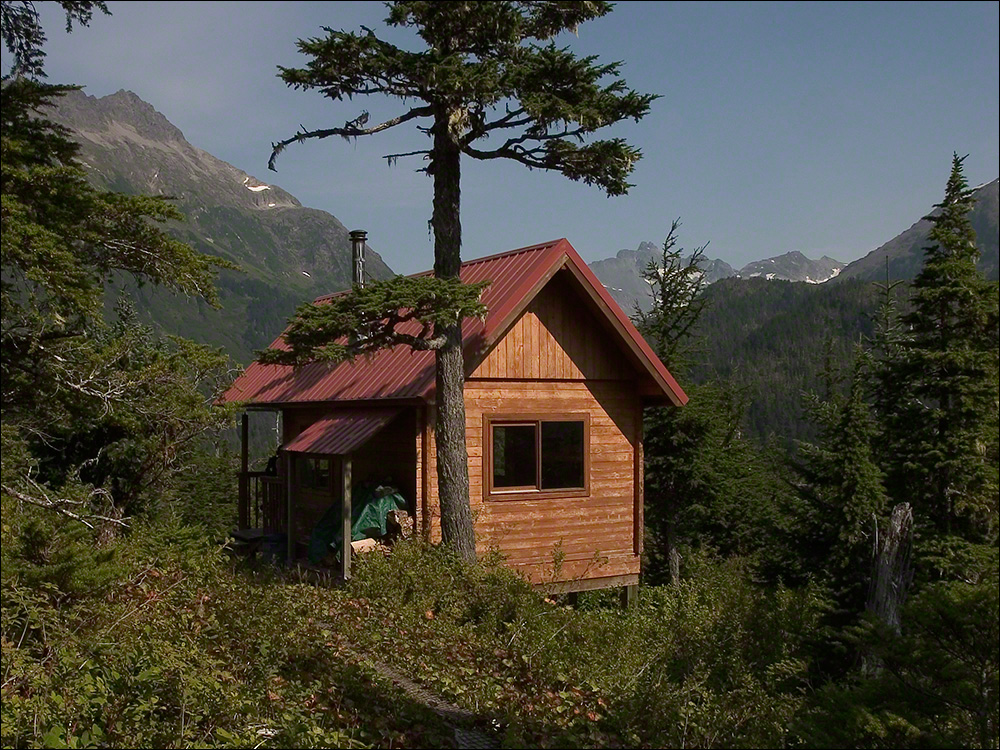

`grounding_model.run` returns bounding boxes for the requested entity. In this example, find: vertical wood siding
[353,410,418,514]
[470,275,633,381]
